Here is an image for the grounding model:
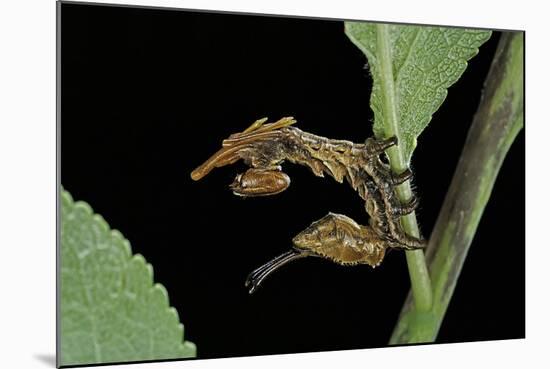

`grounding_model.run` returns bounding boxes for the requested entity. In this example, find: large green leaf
[60,189,196,366]
[345,22,491,162]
